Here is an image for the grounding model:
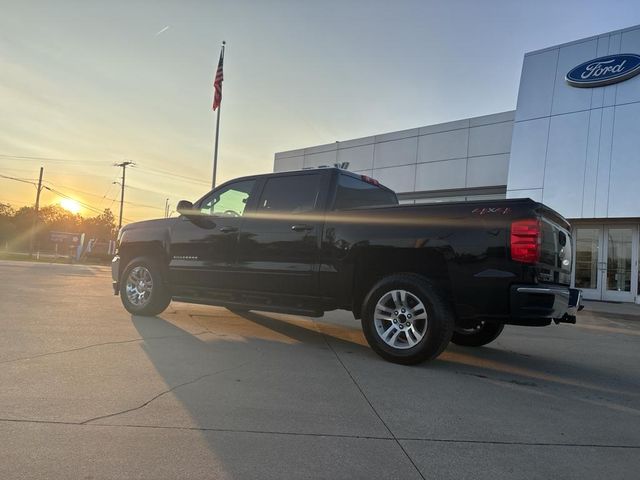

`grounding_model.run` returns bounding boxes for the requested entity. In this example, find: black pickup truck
[112,167,581,364]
